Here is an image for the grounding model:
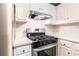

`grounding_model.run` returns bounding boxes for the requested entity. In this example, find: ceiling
[50,3,61,6]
